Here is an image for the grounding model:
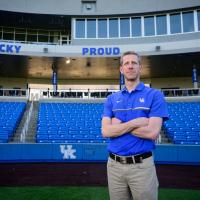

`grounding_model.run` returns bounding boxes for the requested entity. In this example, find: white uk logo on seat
[60,145,76,159]
[139,98,145,103]
[116,100,121,103]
